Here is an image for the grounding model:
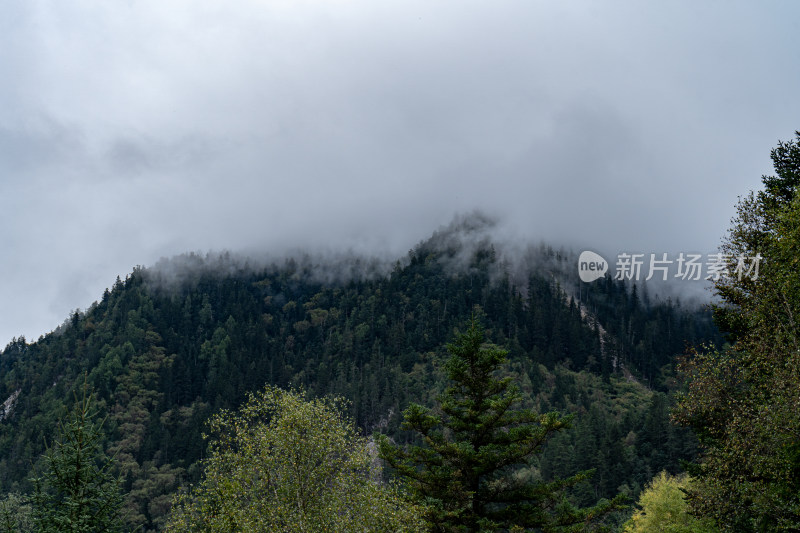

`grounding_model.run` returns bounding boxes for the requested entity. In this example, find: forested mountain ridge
[0,222,720,531]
